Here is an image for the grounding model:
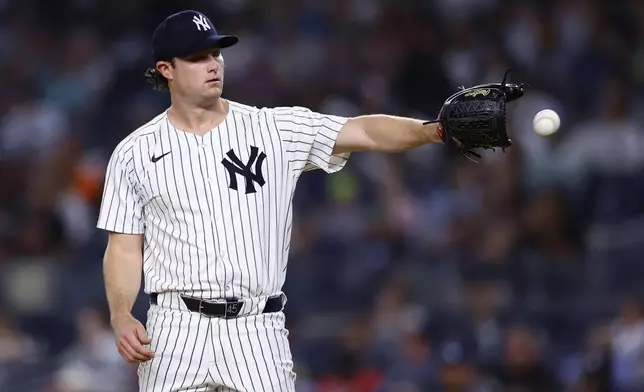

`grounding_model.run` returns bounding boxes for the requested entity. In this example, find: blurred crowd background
[2,0,644,391]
